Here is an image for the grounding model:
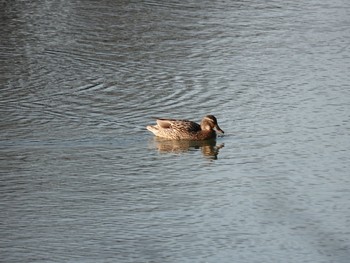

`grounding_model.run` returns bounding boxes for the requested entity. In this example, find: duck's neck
[198,129,216,140]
